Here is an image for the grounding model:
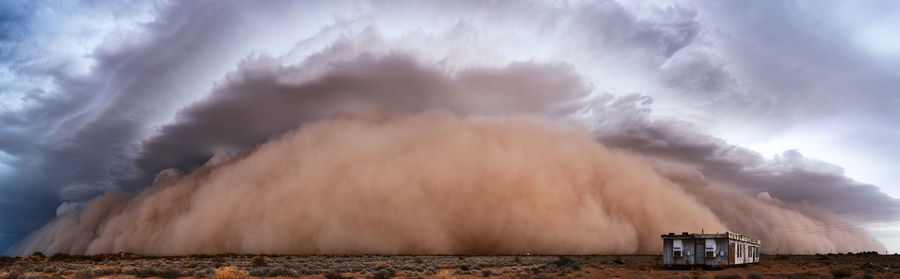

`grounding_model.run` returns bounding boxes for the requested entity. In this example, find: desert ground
[1,253,897,279]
